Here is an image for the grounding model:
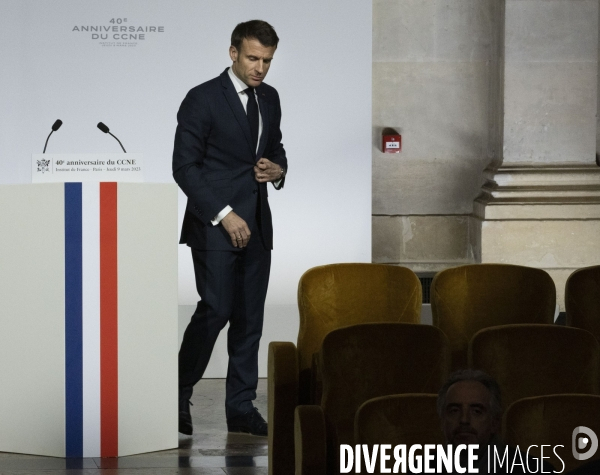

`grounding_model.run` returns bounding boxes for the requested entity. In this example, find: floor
[0,379,268,475]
